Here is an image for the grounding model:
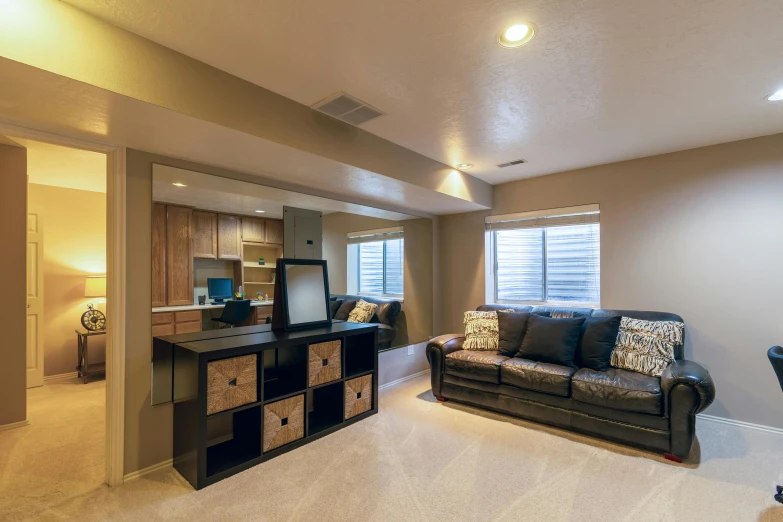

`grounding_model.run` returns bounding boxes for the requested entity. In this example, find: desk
[152,301,274,337]
[75,329,106,384]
